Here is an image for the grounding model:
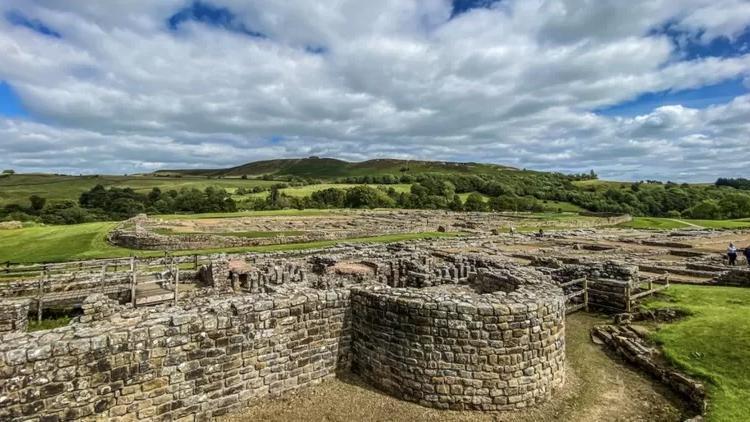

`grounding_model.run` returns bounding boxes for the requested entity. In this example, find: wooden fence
[0,254,215,321]
[562,273,670,315]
